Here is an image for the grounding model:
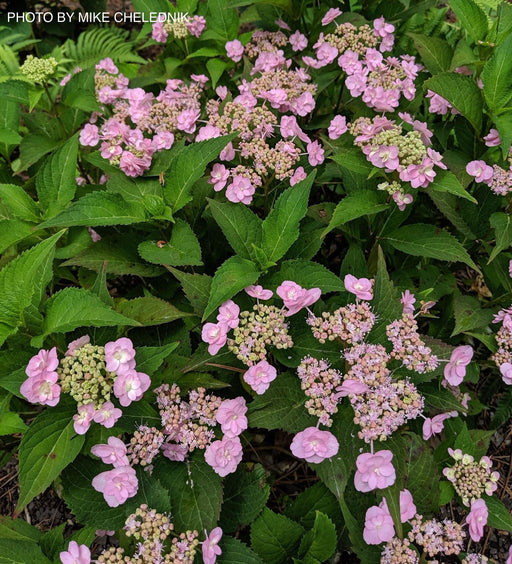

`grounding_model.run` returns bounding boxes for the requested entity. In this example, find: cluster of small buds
[155,384,221,458]
[408,515,466,557]
[380,537,419,564]
[466,154,512,196]
[491,306,512,385]
[127,425,165,470]
[386,313,439,373]
[377,181,412,211]
[350,376,424,442]
[243,30,288,59]
[79,58,207,177]
[124,504,174,541]
[151,14,206,42]
[297,357,342,426]
[316,18,389,58]
[227,304,294,366]
[462,554,490,564]
[443,448,499,506]
[58,342,113,407]
[348,115,445,195]
[306,302,376,344]
[20,54,58,82]
[344,344,390,387]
